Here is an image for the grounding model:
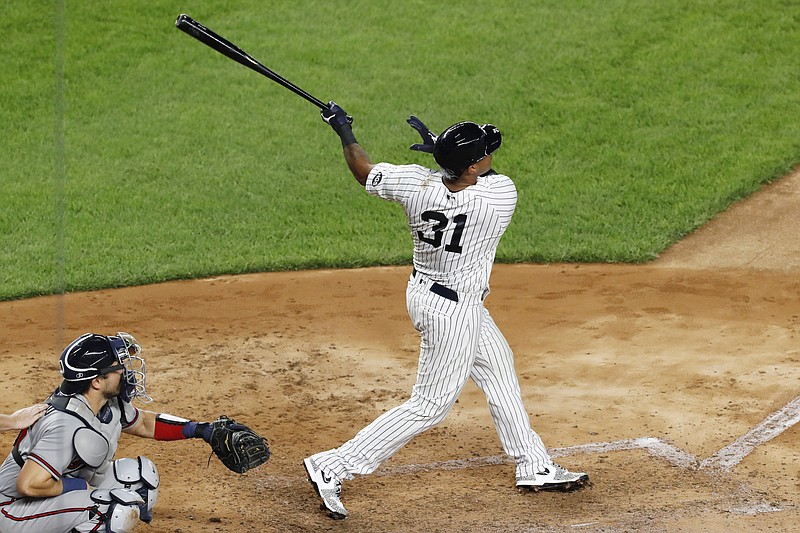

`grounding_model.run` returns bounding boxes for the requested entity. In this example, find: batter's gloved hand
[321,101,353,132]
[407,115,437,153]
[321,101,357,146]
[203,415,271,474]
